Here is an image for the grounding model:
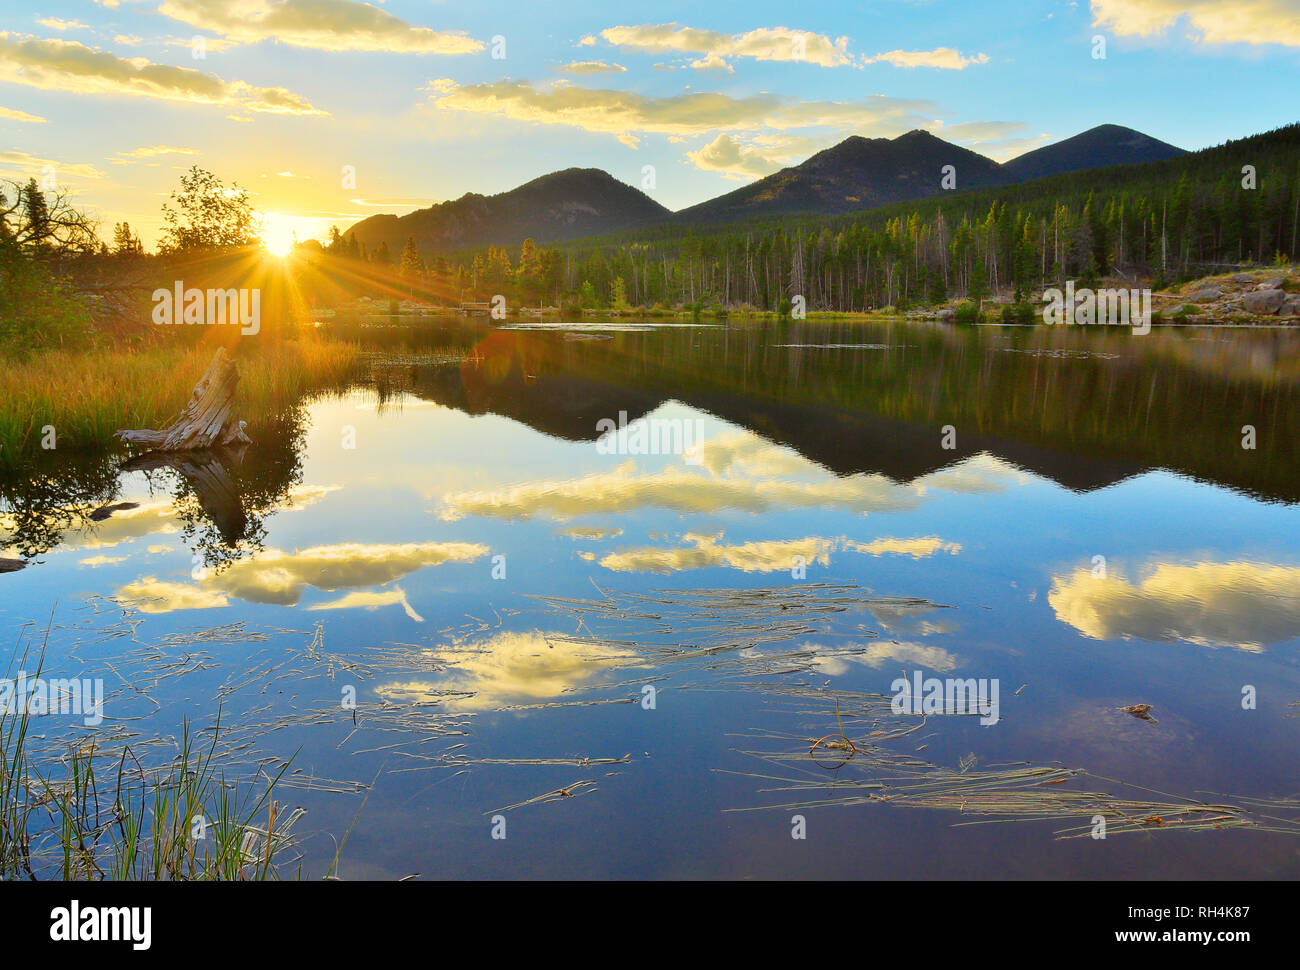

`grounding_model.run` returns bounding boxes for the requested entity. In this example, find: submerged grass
[0,337,361,463]
[721,708,1300,840]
